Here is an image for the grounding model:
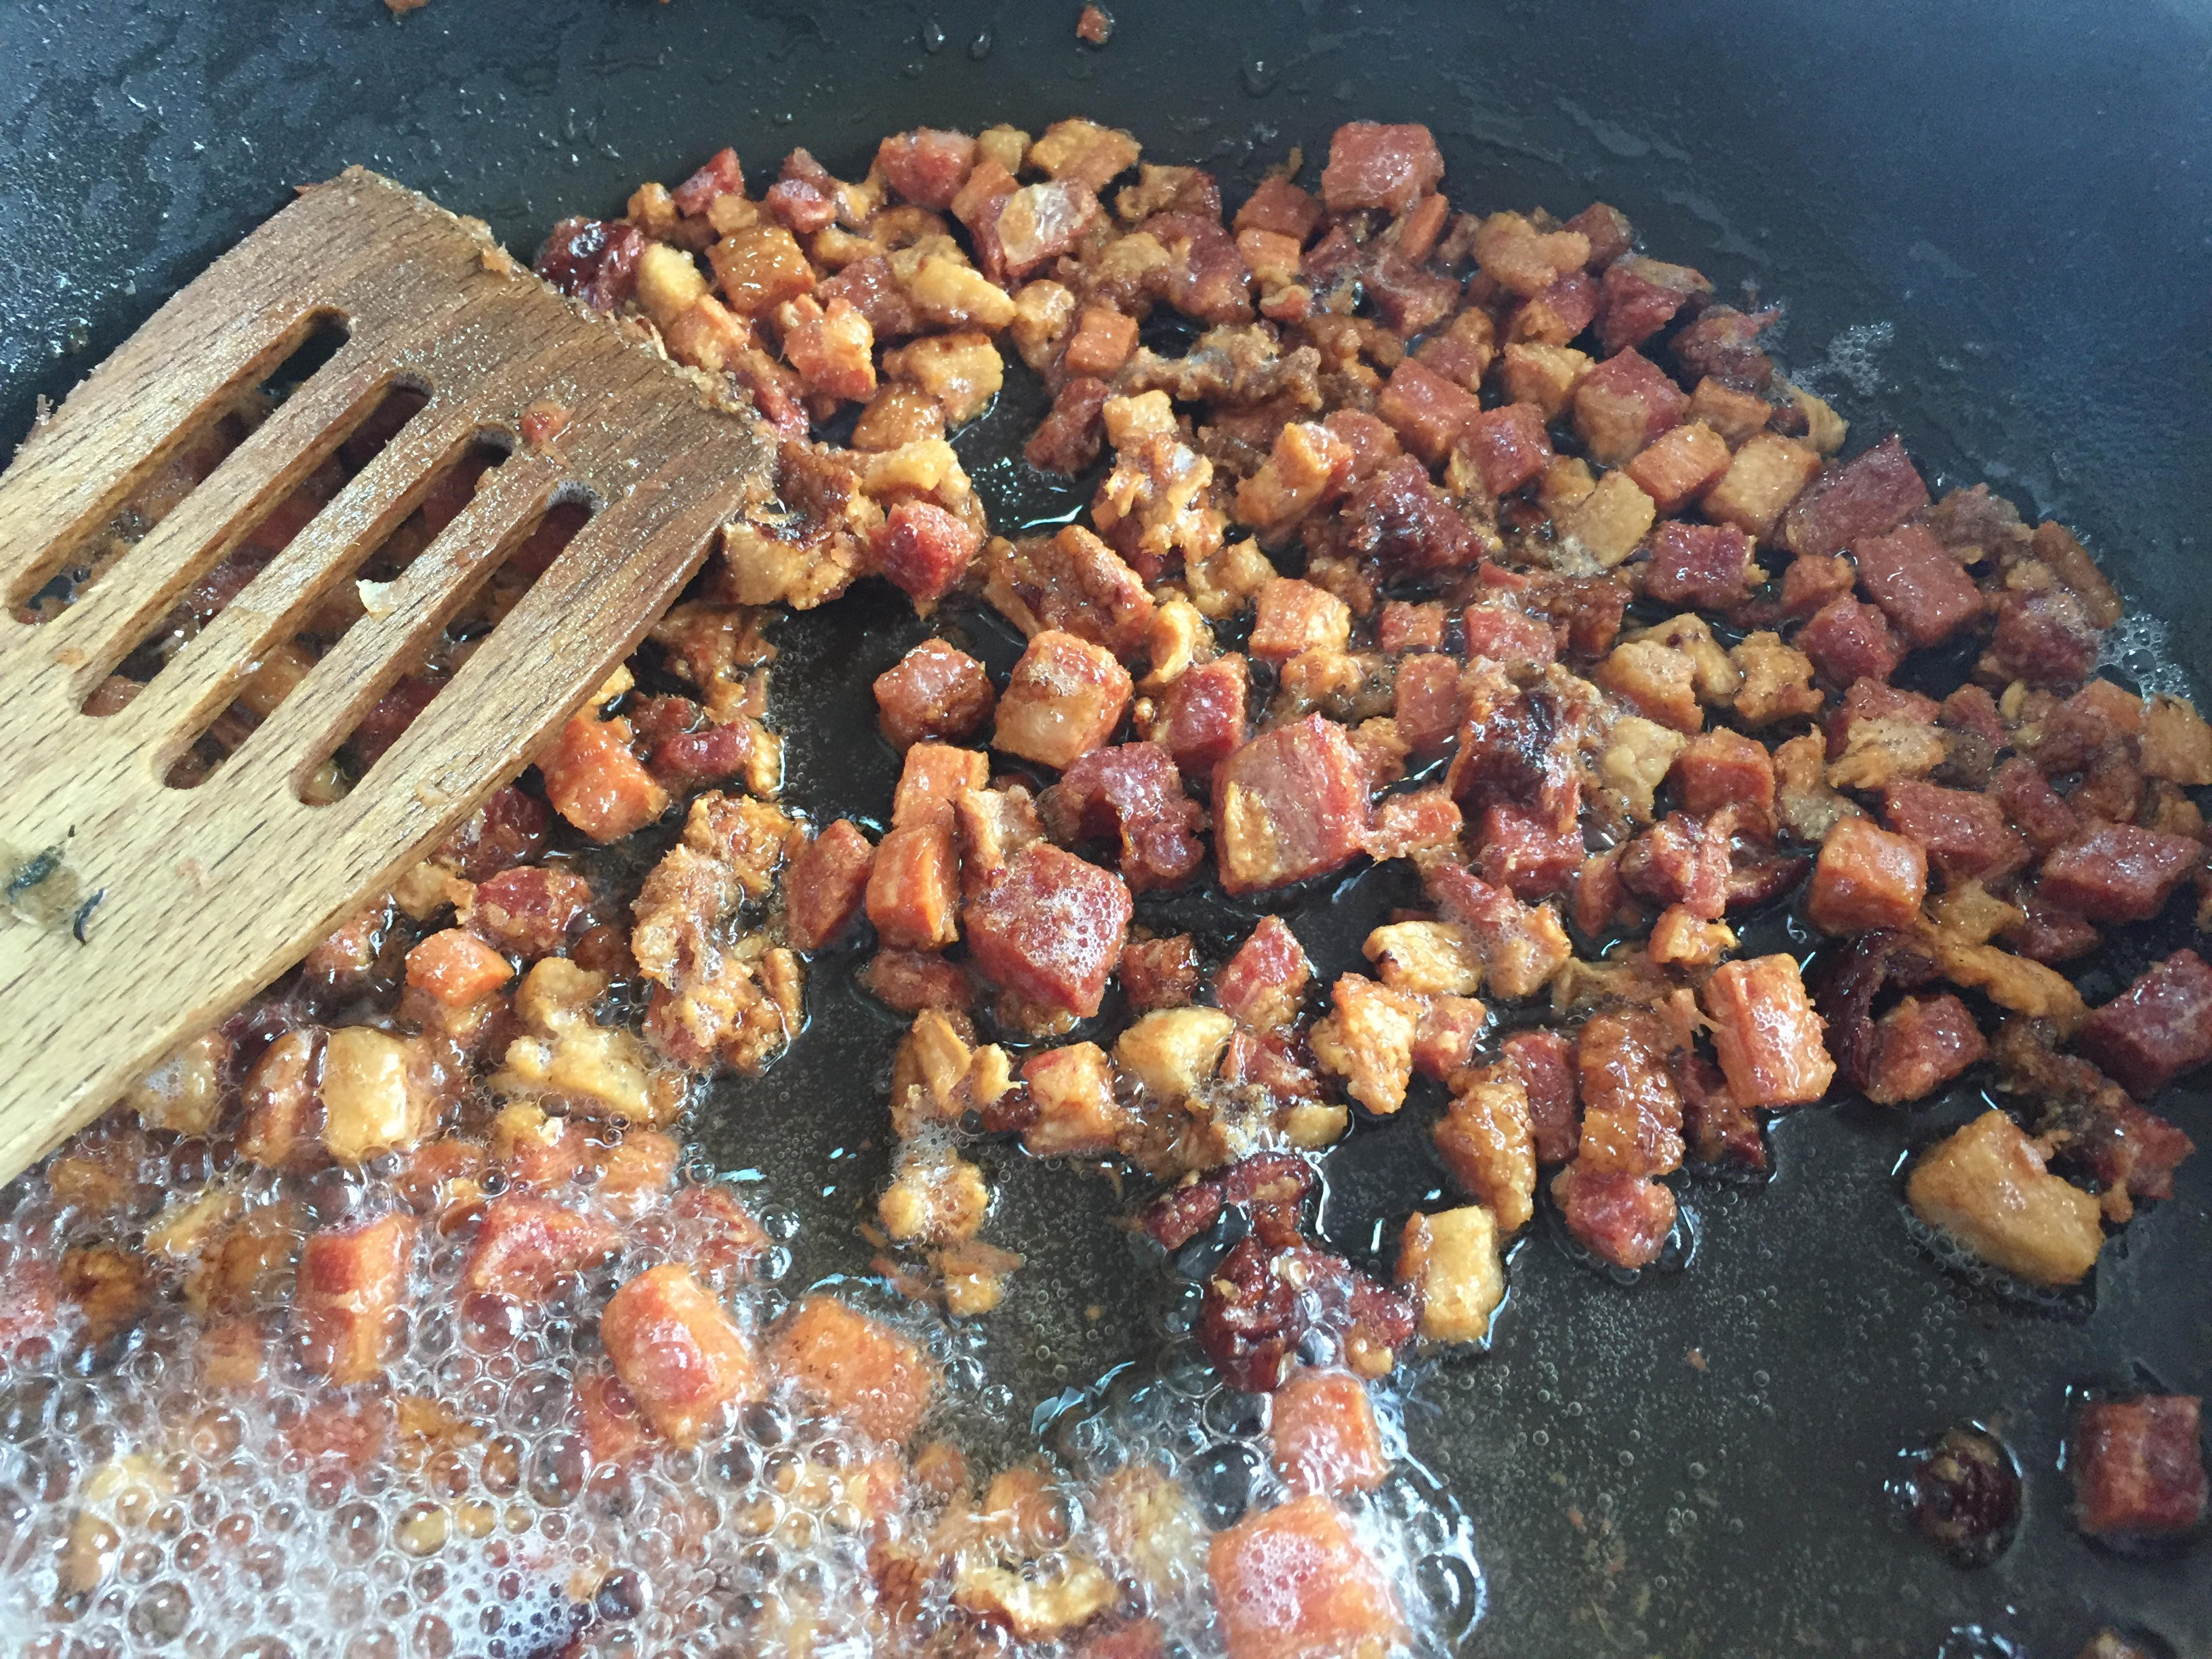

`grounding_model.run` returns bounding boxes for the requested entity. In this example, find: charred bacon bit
[2076,949,2212,1099]
[1197,1236,1412,1393]
[2070,1396,2207,1538]
[1899,1426,2021,1568]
